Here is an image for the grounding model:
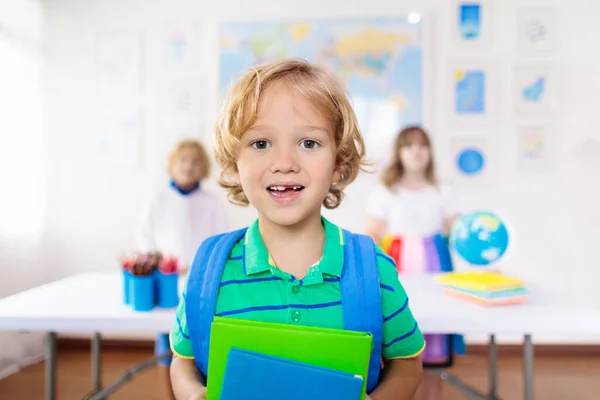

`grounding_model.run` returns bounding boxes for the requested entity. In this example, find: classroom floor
[0,346,598,399]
